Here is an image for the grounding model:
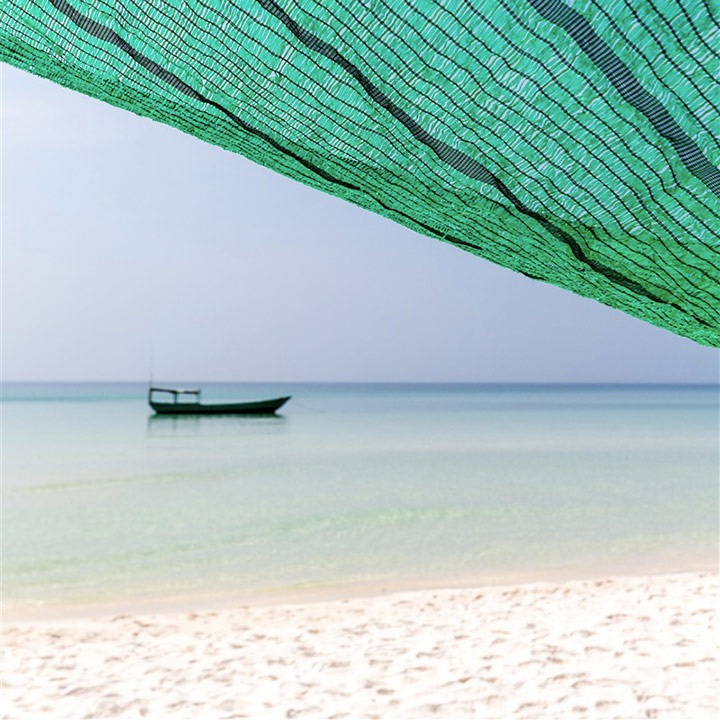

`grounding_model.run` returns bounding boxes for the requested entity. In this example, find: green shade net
[2,0,719,346]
